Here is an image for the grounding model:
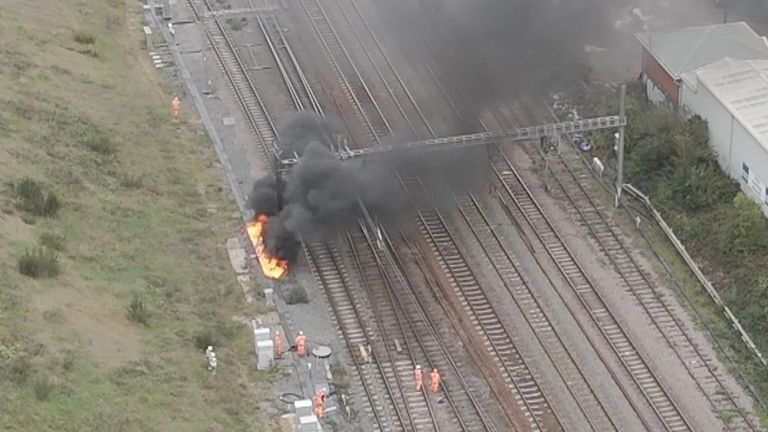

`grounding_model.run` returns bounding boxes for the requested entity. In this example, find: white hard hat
[298,331,304,335]
[416,365,421,369]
